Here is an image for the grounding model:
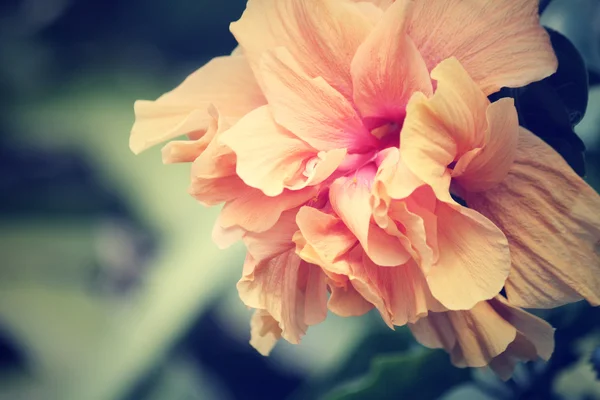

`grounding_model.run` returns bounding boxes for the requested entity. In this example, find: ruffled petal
[238,251,328,344]
[260,48,375,152]
[400,58,490,201]
[161,106,221,164]
[452,98,519,192]
[489,296,555,362]
[465,129,600,308]
[230,0,375,99]
[404,0,557,94]
[427,203,510,310]
[351,0,432,123]
[244,209,300,263]
[295,206,358,265]
[130,55,265,153]
[328,280,374,317]
[220,106,346,196]
[250,309,282,356]
[330,174,412,267]
[220,186,319,233]
[351,253,445,326]
[410,300,517,368]
[410,296,555,379]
